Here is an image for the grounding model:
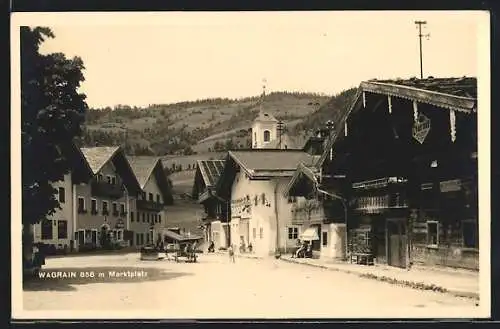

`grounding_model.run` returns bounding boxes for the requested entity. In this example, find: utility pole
[415,20,430,79]
[260,78,267,112]
[277,120,284,149]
